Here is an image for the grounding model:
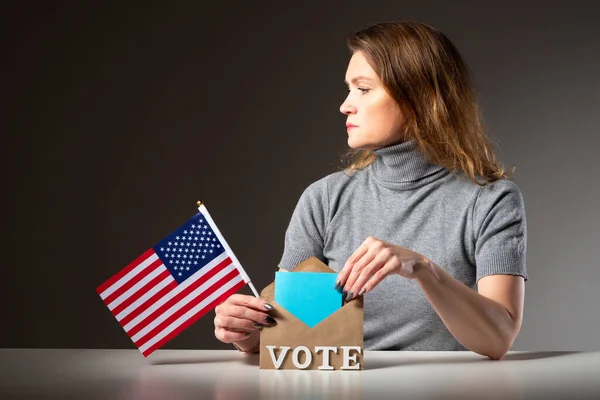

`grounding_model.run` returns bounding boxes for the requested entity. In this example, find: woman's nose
[339,100,356,115]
